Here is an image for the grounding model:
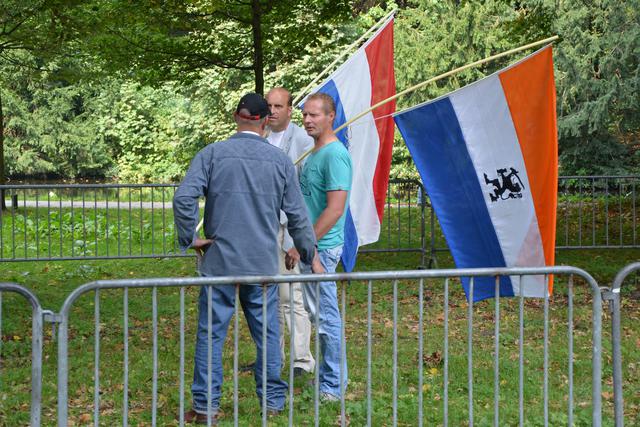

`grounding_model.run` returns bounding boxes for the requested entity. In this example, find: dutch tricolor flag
[300,15,396,272]
[394,46,558,301]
